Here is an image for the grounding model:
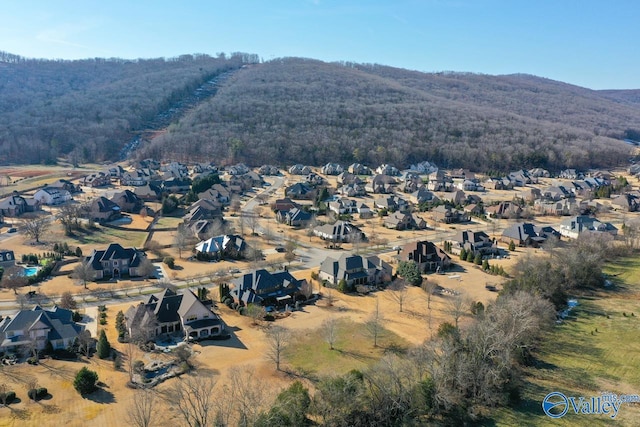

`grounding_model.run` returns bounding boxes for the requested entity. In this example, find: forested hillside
[141,58,639,172]
[0,51,256,164]
[2,53,639,171]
